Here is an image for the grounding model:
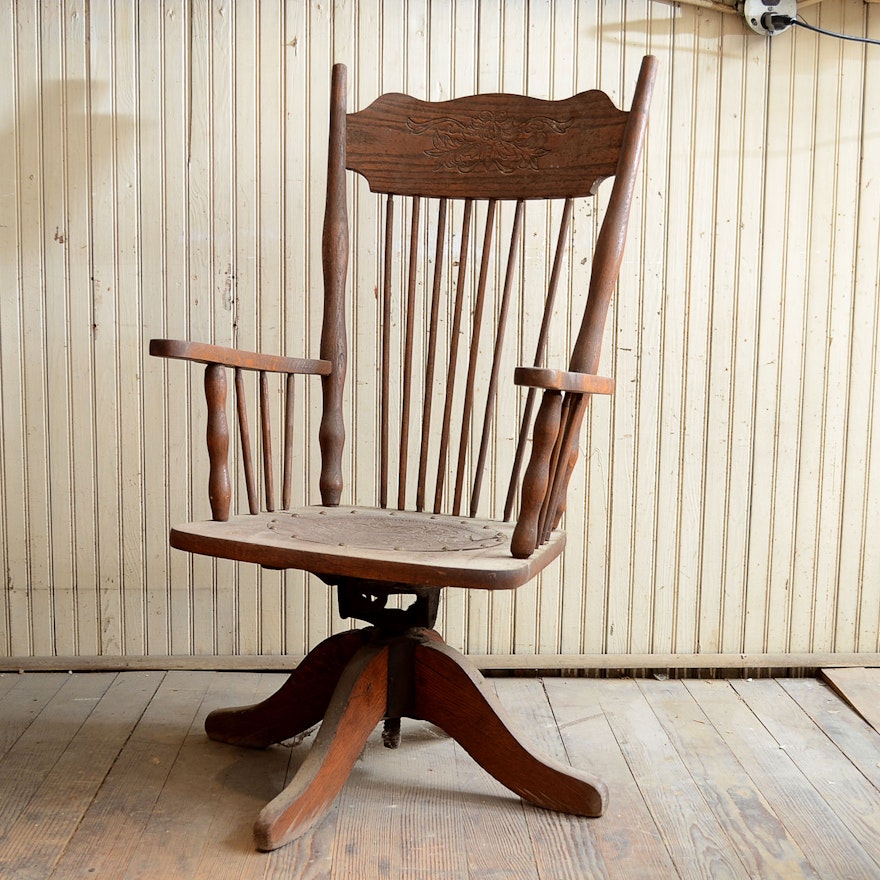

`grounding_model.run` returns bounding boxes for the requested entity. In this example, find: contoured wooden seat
[151,56,656,851]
